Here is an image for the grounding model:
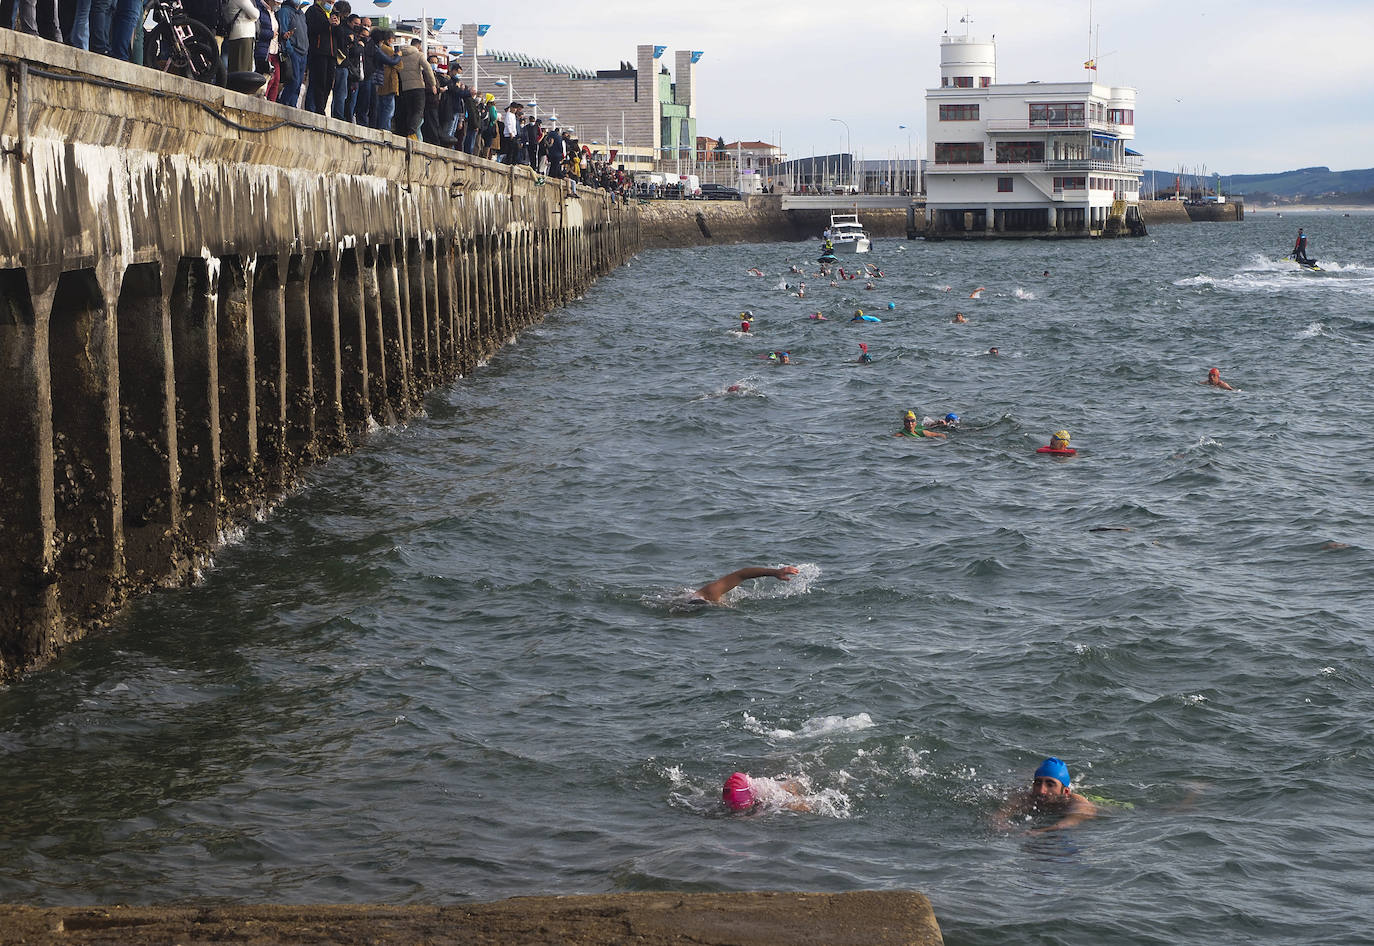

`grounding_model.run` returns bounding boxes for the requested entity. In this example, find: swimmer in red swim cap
[1203,367,1234,391]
